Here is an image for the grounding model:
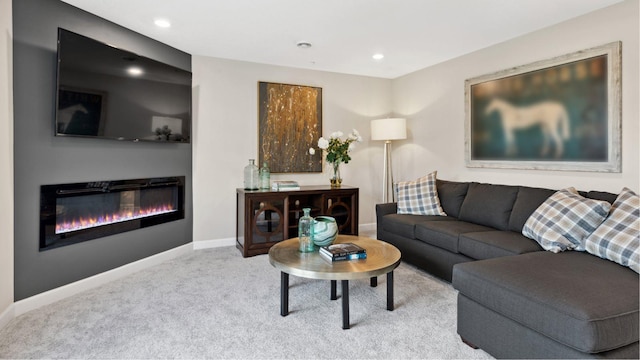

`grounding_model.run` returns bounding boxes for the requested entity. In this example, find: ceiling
[60,0,623,79]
